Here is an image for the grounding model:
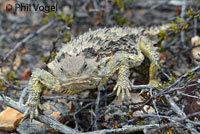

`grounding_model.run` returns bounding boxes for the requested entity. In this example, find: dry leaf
[0,66,10,76]
[1,0,15,12]
[12,55,21,70]
[184,81,200,120]
[191,36,200,64]
[21,68,31,80]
